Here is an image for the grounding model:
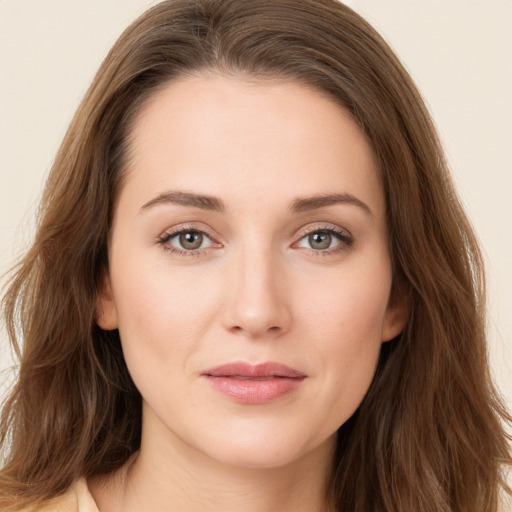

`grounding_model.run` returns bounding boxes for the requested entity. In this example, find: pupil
[309,232,331,250]
[180,232,203,250]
